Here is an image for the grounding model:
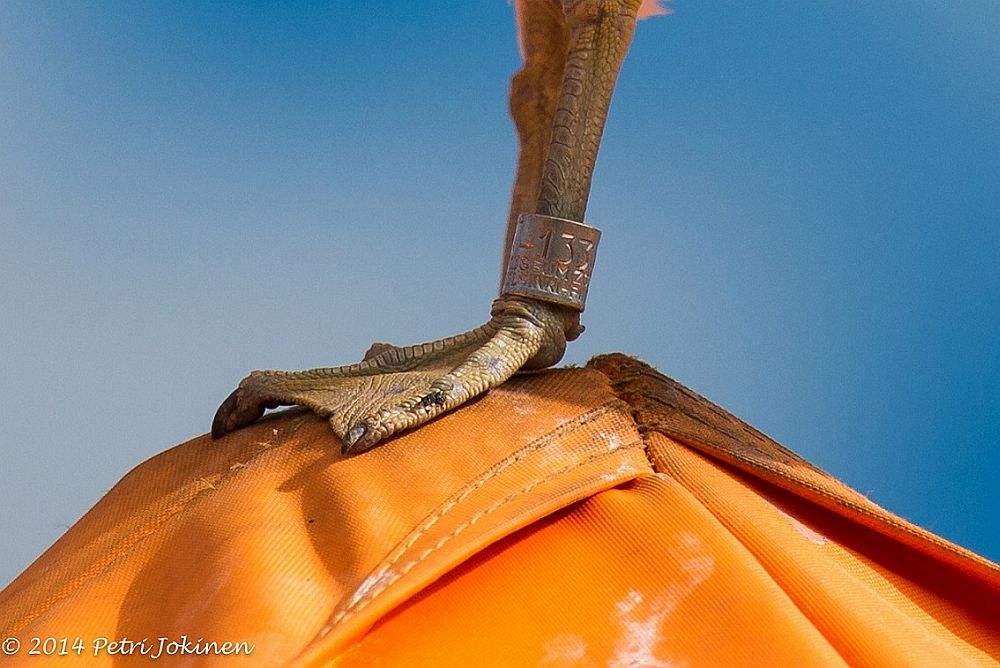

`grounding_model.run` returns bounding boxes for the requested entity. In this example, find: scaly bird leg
[212,0,643,453]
